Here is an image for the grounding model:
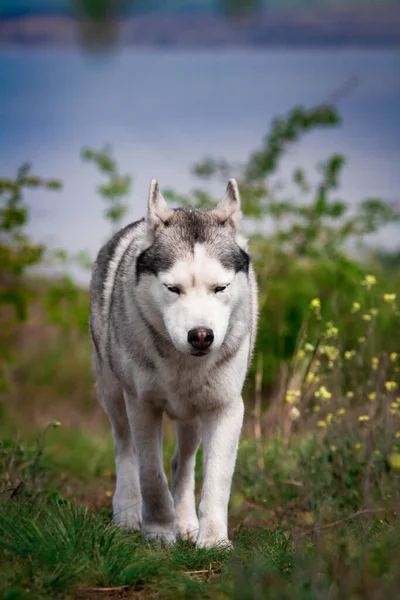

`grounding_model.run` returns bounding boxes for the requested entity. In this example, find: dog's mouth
[191,351,207,357]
